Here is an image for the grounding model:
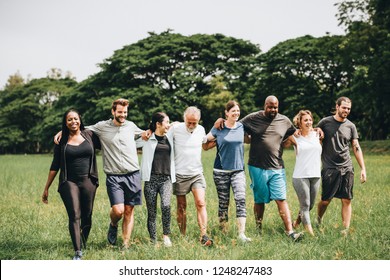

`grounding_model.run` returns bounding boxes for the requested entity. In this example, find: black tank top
[151,135,171,175]
[65,140,92,181]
